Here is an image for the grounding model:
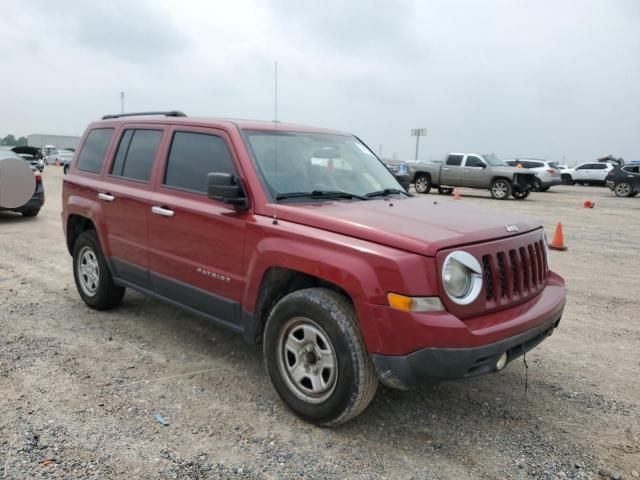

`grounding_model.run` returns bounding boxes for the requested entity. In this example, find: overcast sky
[1,0,638,164]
